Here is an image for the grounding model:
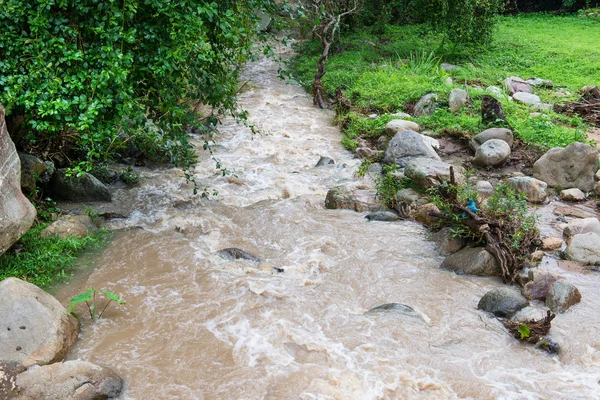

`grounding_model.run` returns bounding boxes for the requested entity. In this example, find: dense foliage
[0,0,276,171]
